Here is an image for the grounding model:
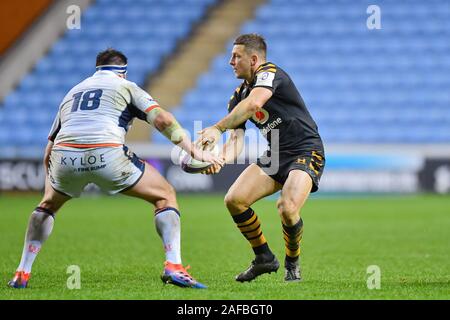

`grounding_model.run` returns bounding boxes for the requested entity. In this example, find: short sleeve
[125,81,161,122]
[253,63,282,93]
